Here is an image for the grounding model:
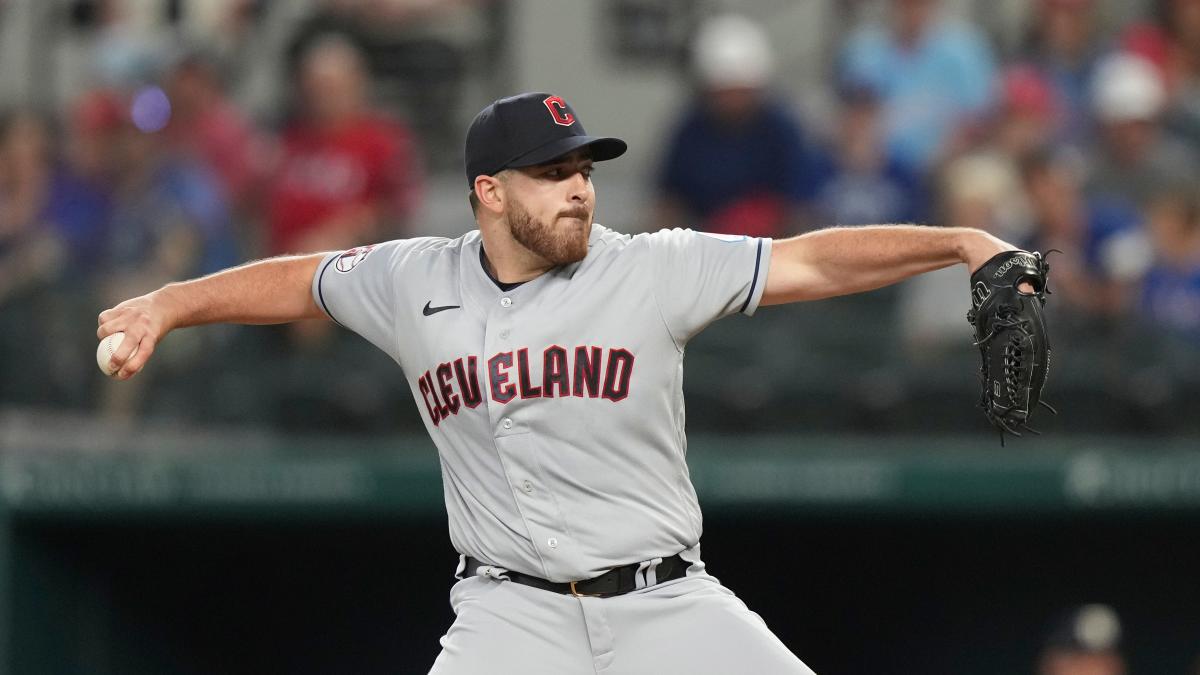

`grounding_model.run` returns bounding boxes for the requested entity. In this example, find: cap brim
[506,135,627,169]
